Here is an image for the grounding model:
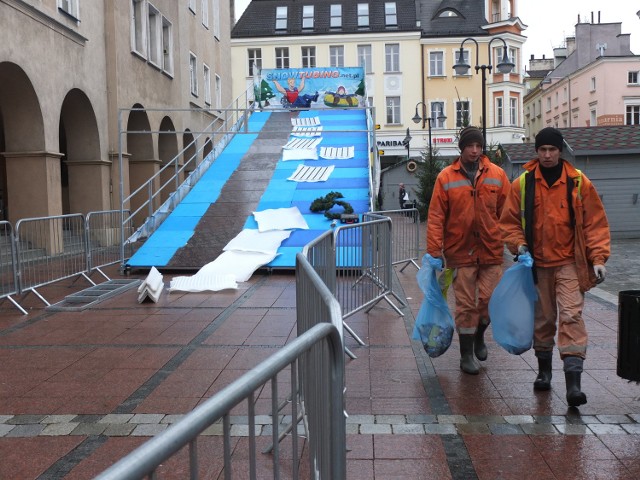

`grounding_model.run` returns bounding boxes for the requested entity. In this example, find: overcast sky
[234,0,640,70]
